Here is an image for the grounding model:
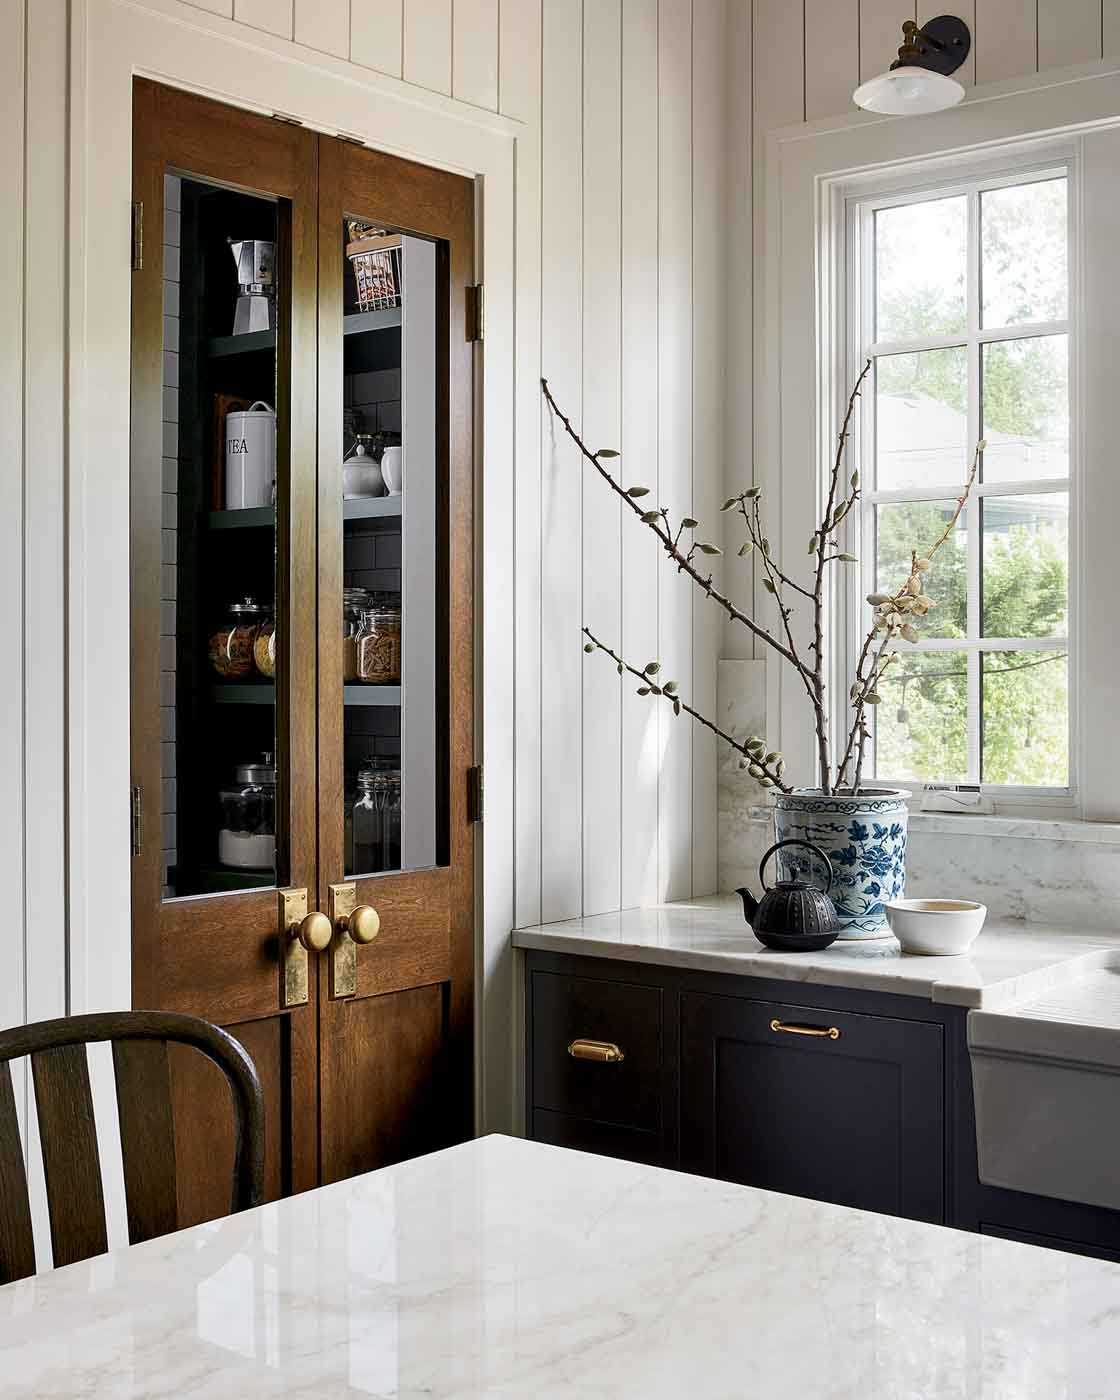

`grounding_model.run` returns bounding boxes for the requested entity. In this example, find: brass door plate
[279,887,310,1008]
[329,882,358,999]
